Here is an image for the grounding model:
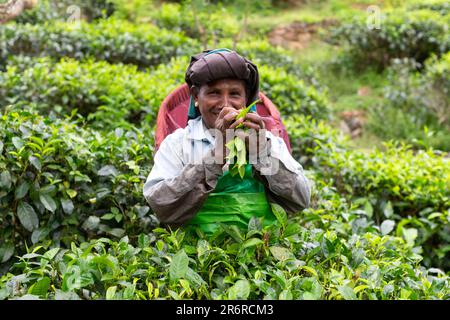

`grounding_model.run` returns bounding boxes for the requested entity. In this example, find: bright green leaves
[169,249,189,281]
[17,202,39,232]
[28,277,51,298]
[227,279,250,300]
[225,99,260,179]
